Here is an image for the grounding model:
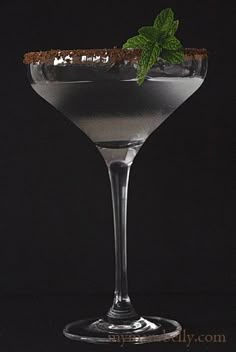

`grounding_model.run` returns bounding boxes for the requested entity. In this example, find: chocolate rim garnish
[23,48,207,65]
